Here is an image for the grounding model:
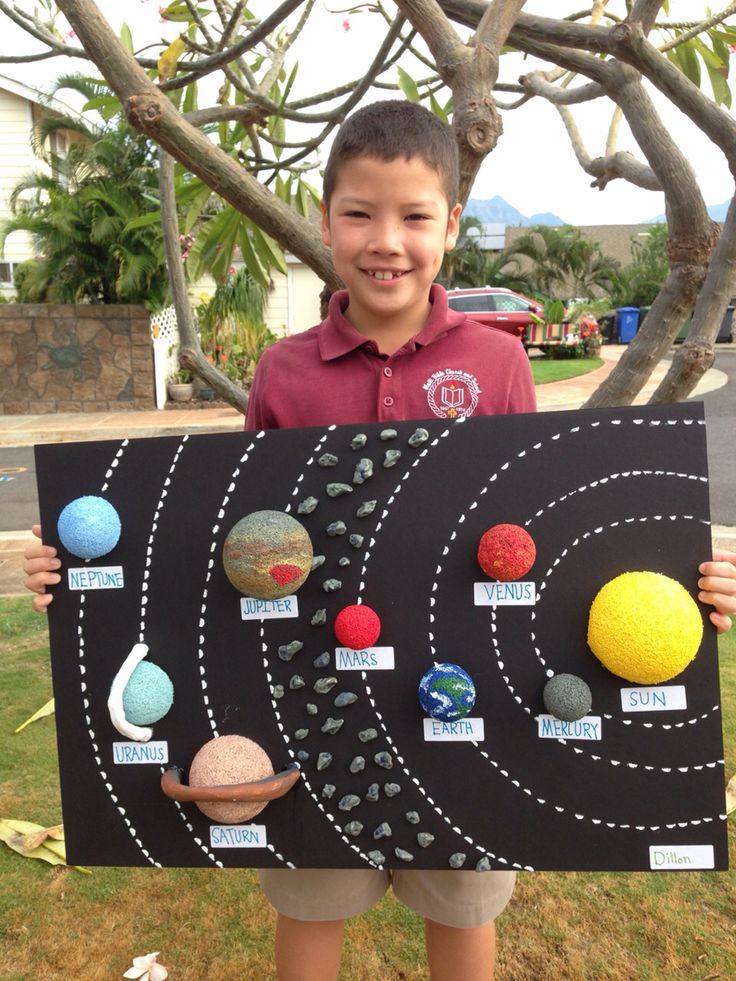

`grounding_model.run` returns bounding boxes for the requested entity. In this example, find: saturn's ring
[161,763,301,804]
